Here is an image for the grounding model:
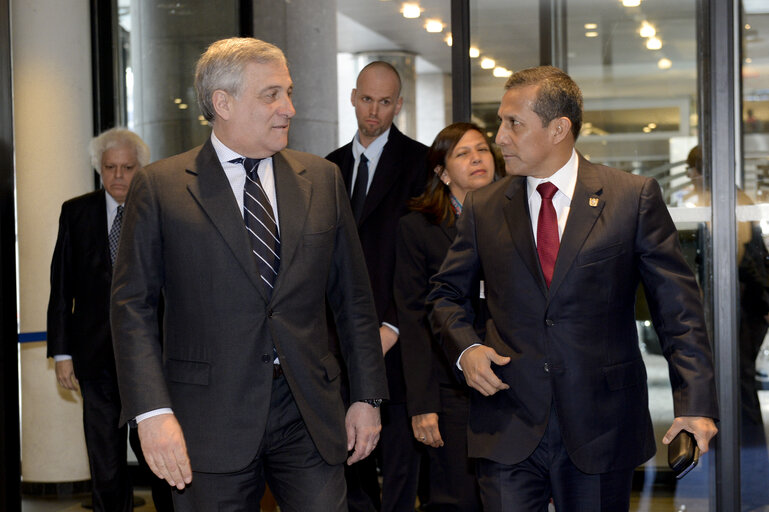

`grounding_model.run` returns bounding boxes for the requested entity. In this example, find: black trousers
[172,374,346,512]
[424,387,481,512]
[476,404,634,512]
[80,371,172,512]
